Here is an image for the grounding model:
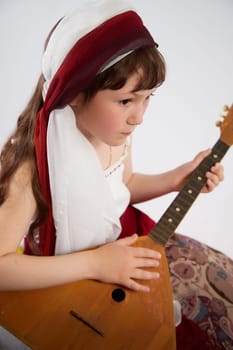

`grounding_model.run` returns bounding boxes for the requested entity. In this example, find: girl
[0,1,223,293]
